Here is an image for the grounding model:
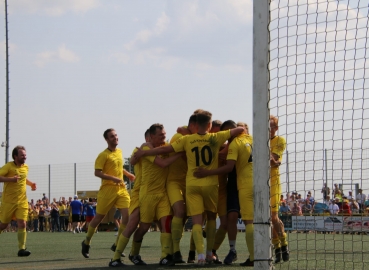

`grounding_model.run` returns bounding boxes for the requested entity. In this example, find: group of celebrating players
[0,108,290,267]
